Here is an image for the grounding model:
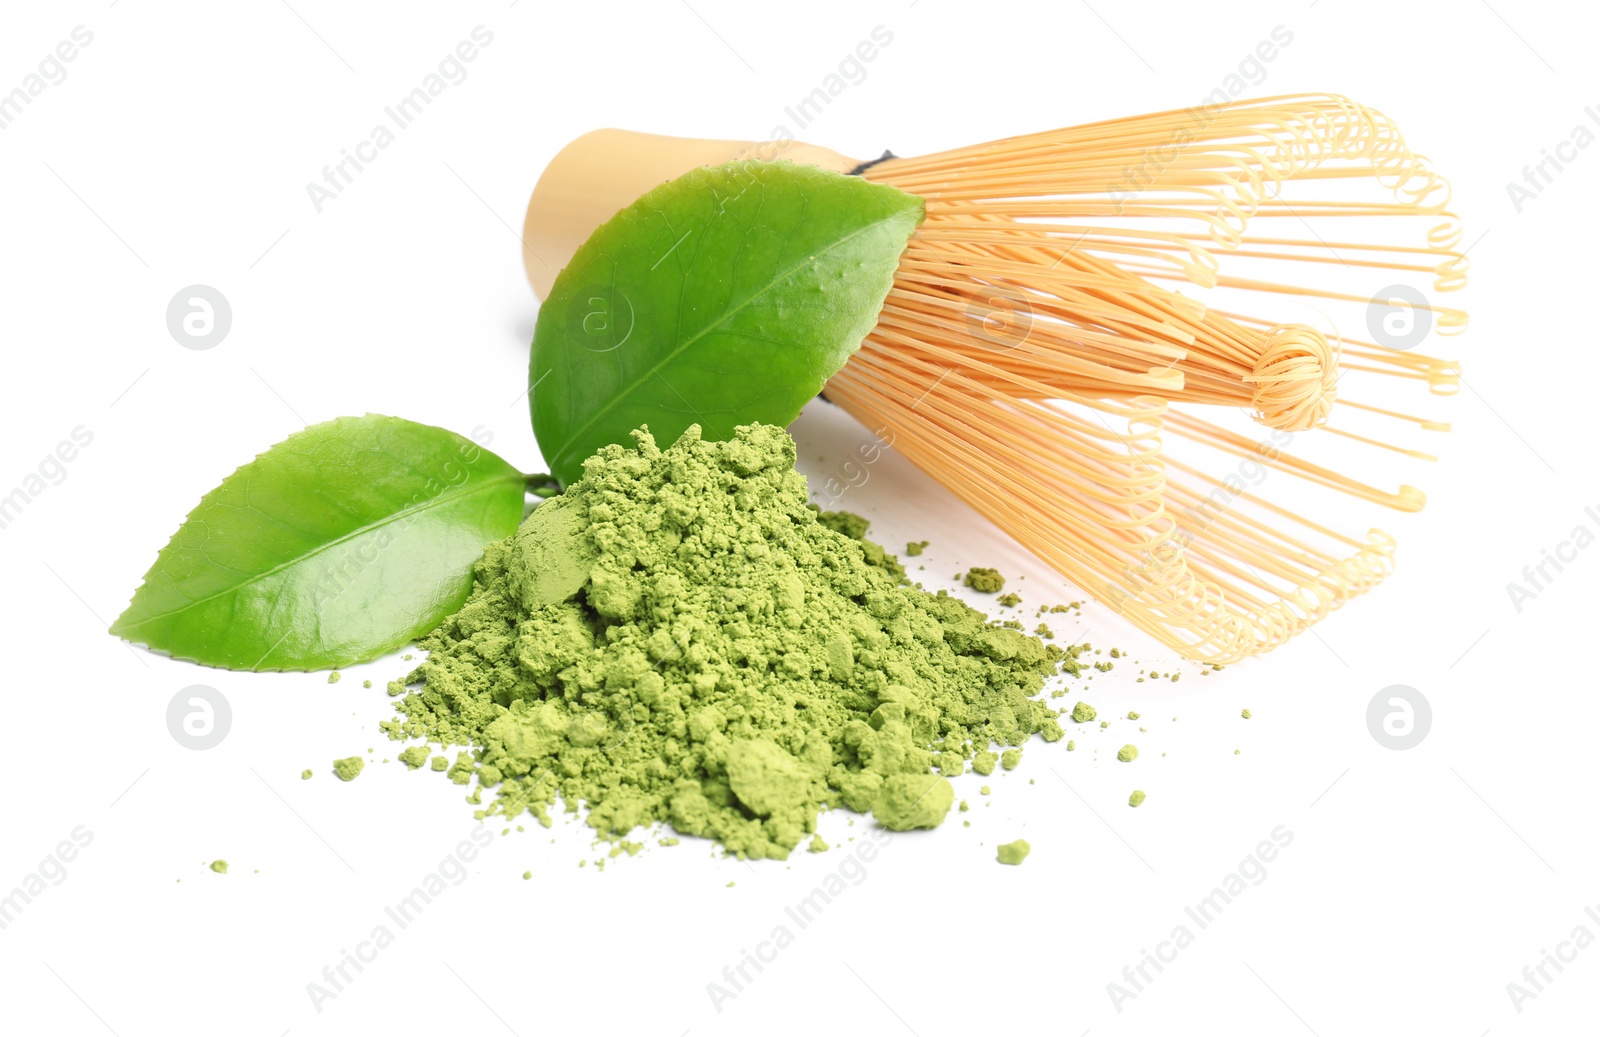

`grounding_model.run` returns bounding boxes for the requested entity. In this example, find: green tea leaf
[111,415,525,671]
[531,160,923,486]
